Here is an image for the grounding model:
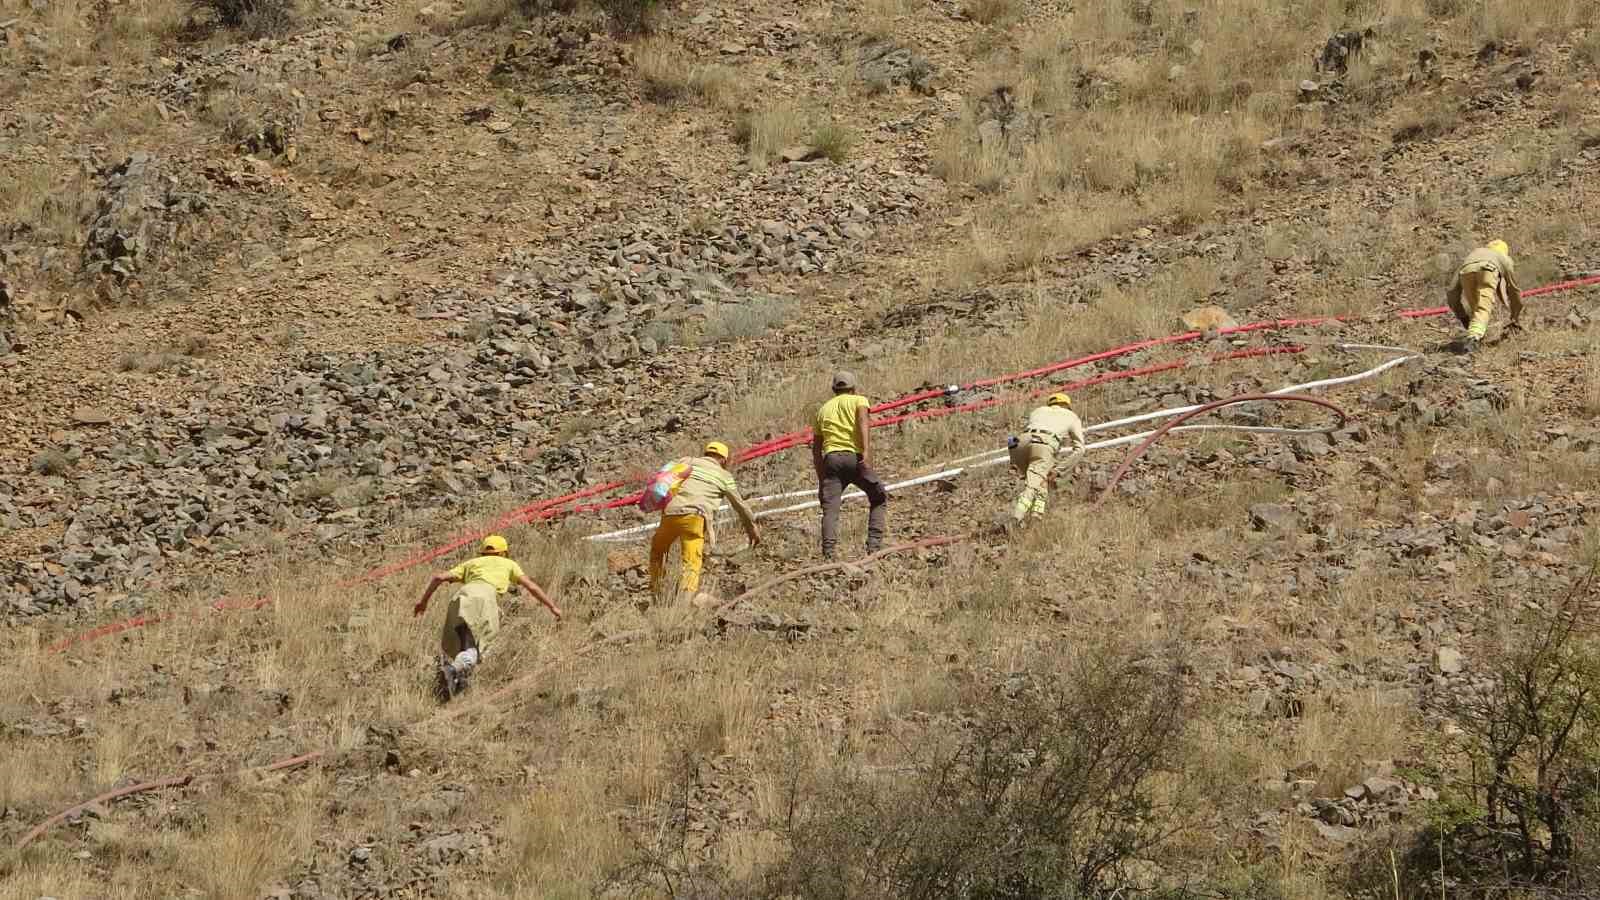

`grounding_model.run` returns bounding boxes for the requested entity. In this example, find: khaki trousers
[1009,439,1058,521]
[442,581,501,658]
[1448,267,1499,339]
